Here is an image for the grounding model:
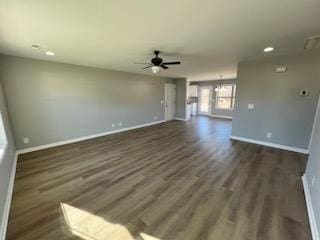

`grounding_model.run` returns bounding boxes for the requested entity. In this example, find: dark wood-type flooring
[7,116,312,240]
